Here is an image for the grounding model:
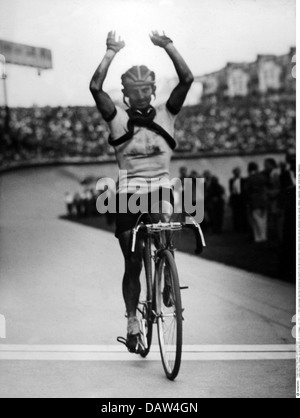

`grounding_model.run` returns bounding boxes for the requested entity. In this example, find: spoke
[156,254,182,378]
[160,283,177,368]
